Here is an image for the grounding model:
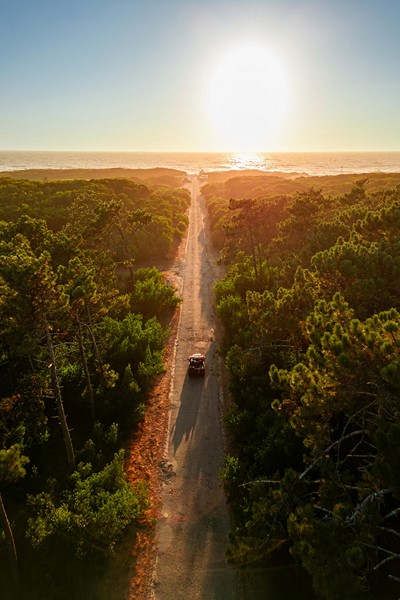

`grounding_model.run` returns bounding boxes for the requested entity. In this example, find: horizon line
[1,148,400,154]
